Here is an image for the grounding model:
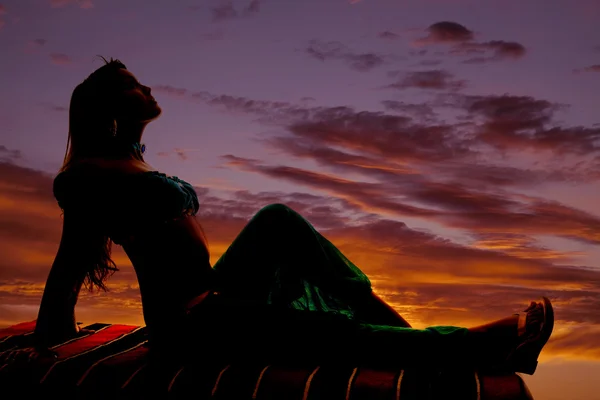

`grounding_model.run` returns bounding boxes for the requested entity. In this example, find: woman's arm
[34,212,89,347]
